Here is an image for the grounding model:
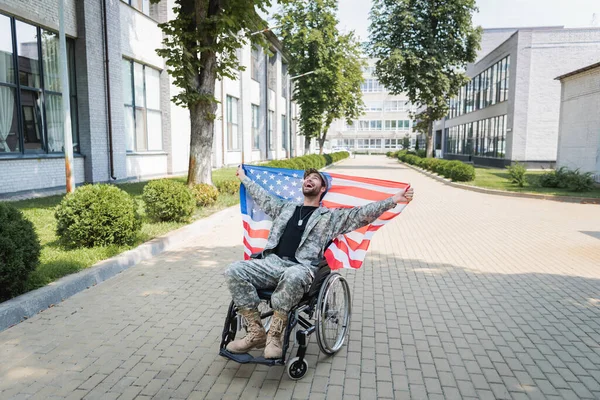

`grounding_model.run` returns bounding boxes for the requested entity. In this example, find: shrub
[0,203,41,301]
[214,179,240,195]
[448,162,476,182]
[264,151,349,170]
[539,167,596,192]
[55,184,141,248]
[438,160,463,179]
[416,150,427,158]
[191,183,219,207]
[507,162,527,187]
[142,179,195,222]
